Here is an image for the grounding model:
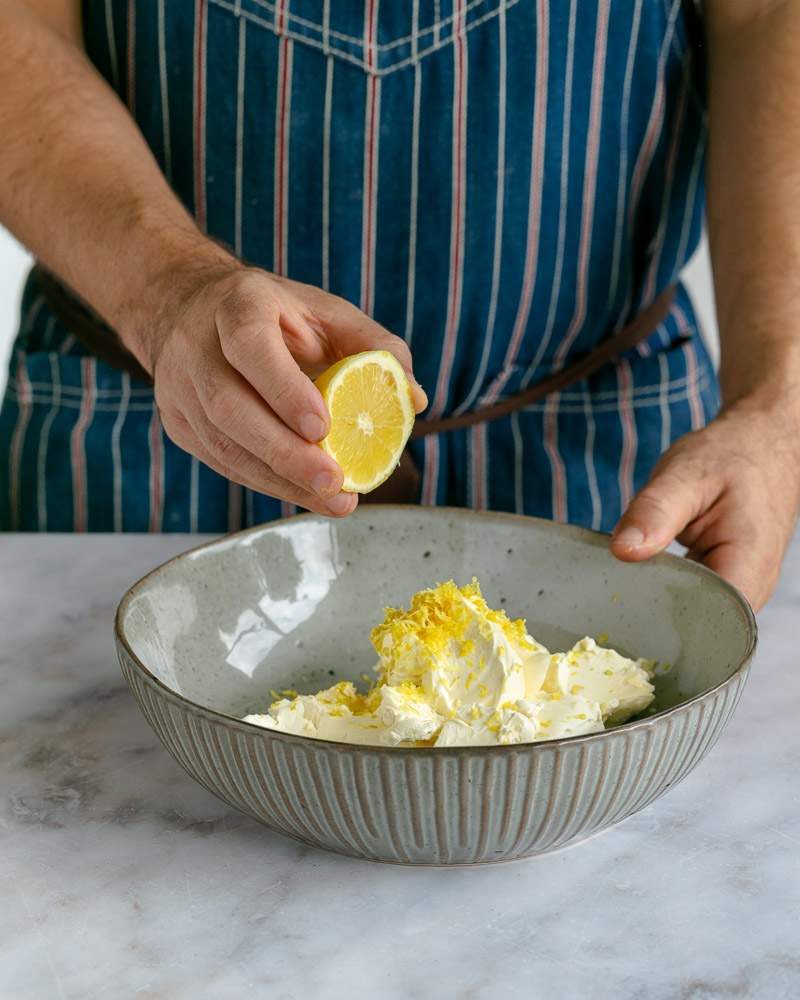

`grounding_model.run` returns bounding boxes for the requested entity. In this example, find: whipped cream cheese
[243,580,656,747]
